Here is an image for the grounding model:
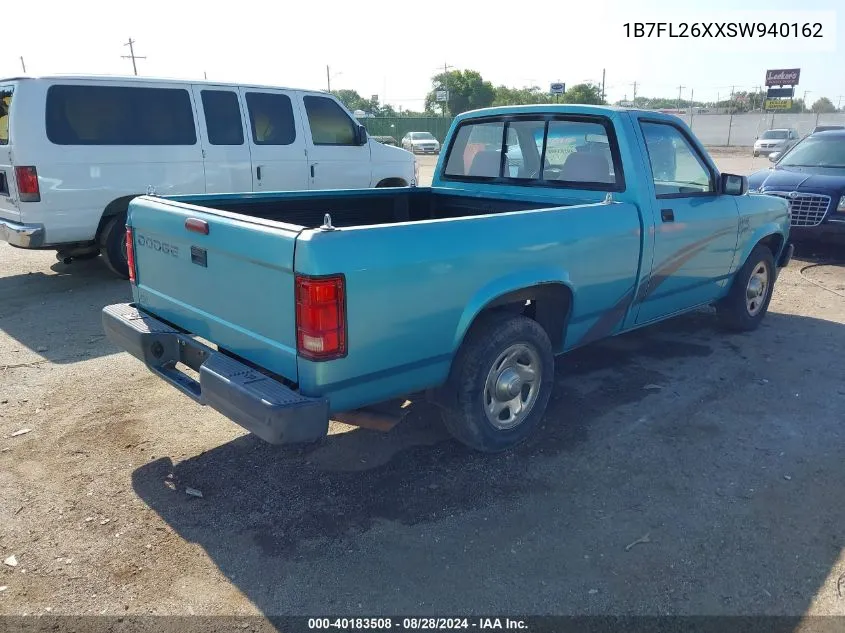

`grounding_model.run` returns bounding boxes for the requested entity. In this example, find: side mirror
[768,151,781,163]
[721,173,747,196]
[355,124,368,146]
